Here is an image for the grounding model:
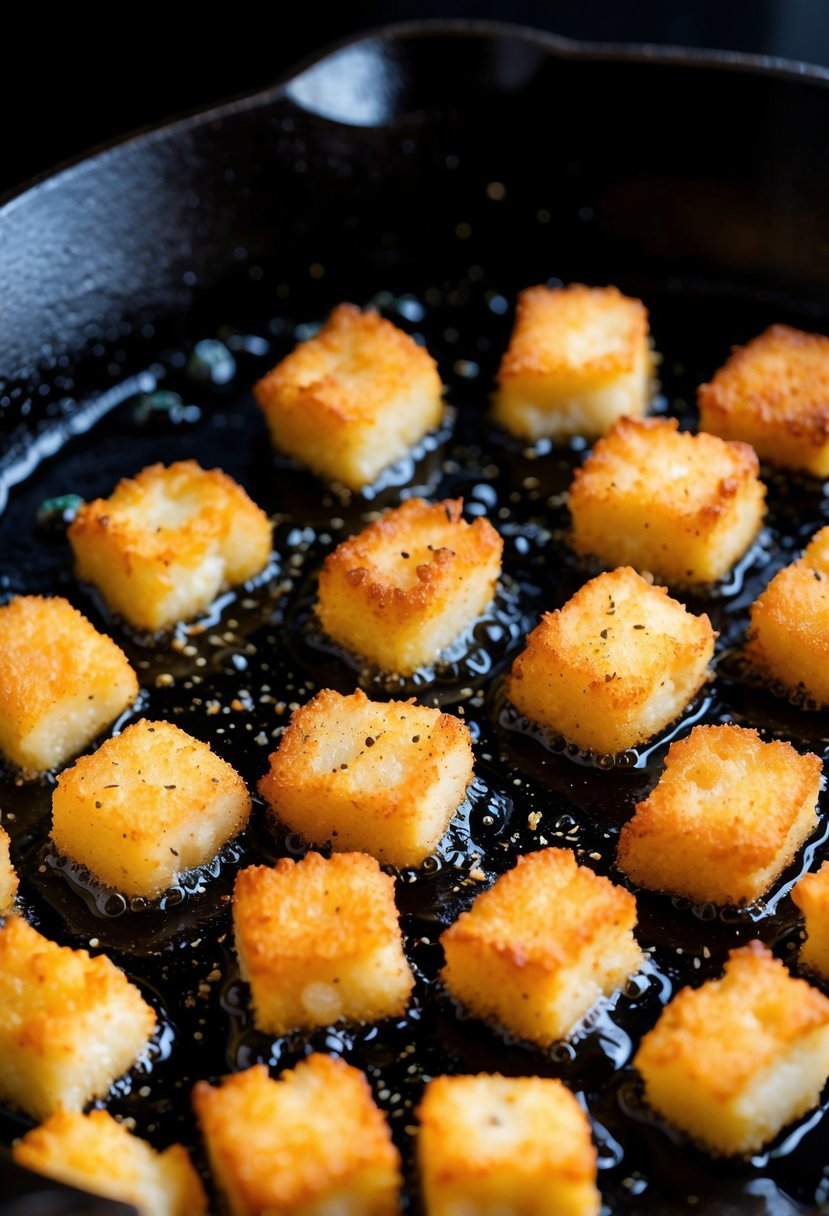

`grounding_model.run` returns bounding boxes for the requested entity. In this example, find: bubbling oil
[1,277,828,1214]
